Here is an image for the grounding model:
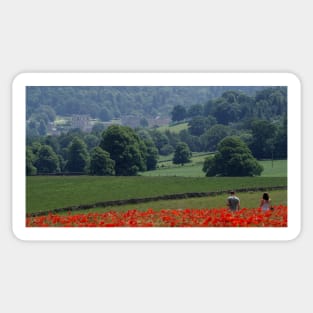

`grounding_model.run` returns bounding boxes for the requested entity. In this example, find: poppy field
[26,205,287,227]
